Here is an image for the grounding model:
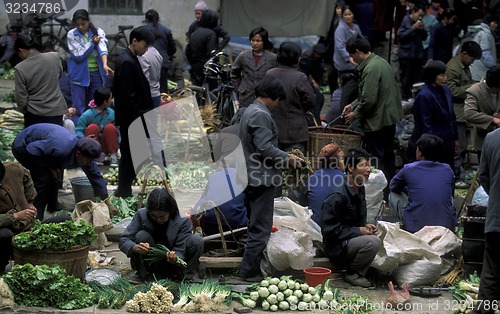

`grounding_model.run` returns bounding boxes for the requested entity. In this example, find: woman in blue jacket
[67,9,113,123]
[409,60,459,170]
